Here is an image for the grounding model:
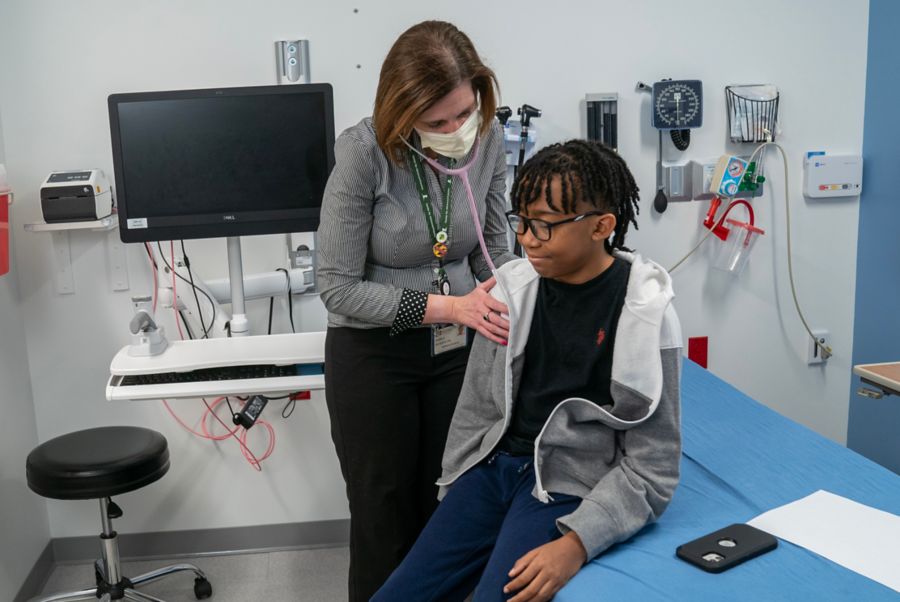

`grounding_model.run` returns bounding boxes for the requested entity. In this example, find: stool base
[30,498,212,602]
